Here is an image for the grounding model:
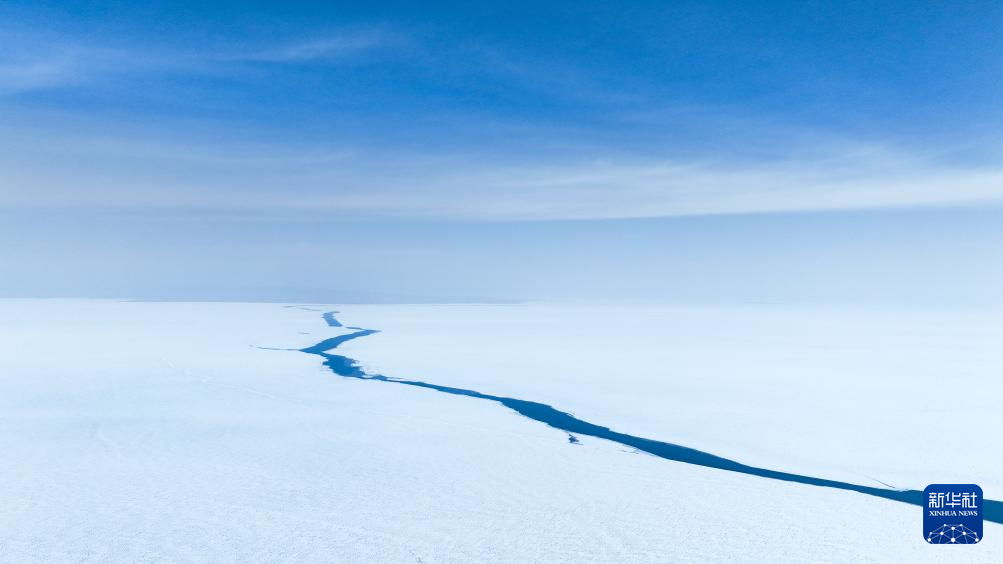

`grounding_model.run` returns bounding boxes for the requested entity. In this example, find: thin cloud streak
[0,26,403,95]
[2,126,1002,220]
[0,43,130,94]
[240,30,403,63]
[0,58,77,94]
